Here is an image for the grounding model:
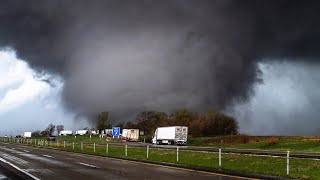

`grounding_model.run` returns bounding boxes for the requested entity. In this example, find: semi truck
[152,126,188,145]
[75,130,88,135]
[121,129,139,141]
[59,130,73,136]
[23,132,32,138]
